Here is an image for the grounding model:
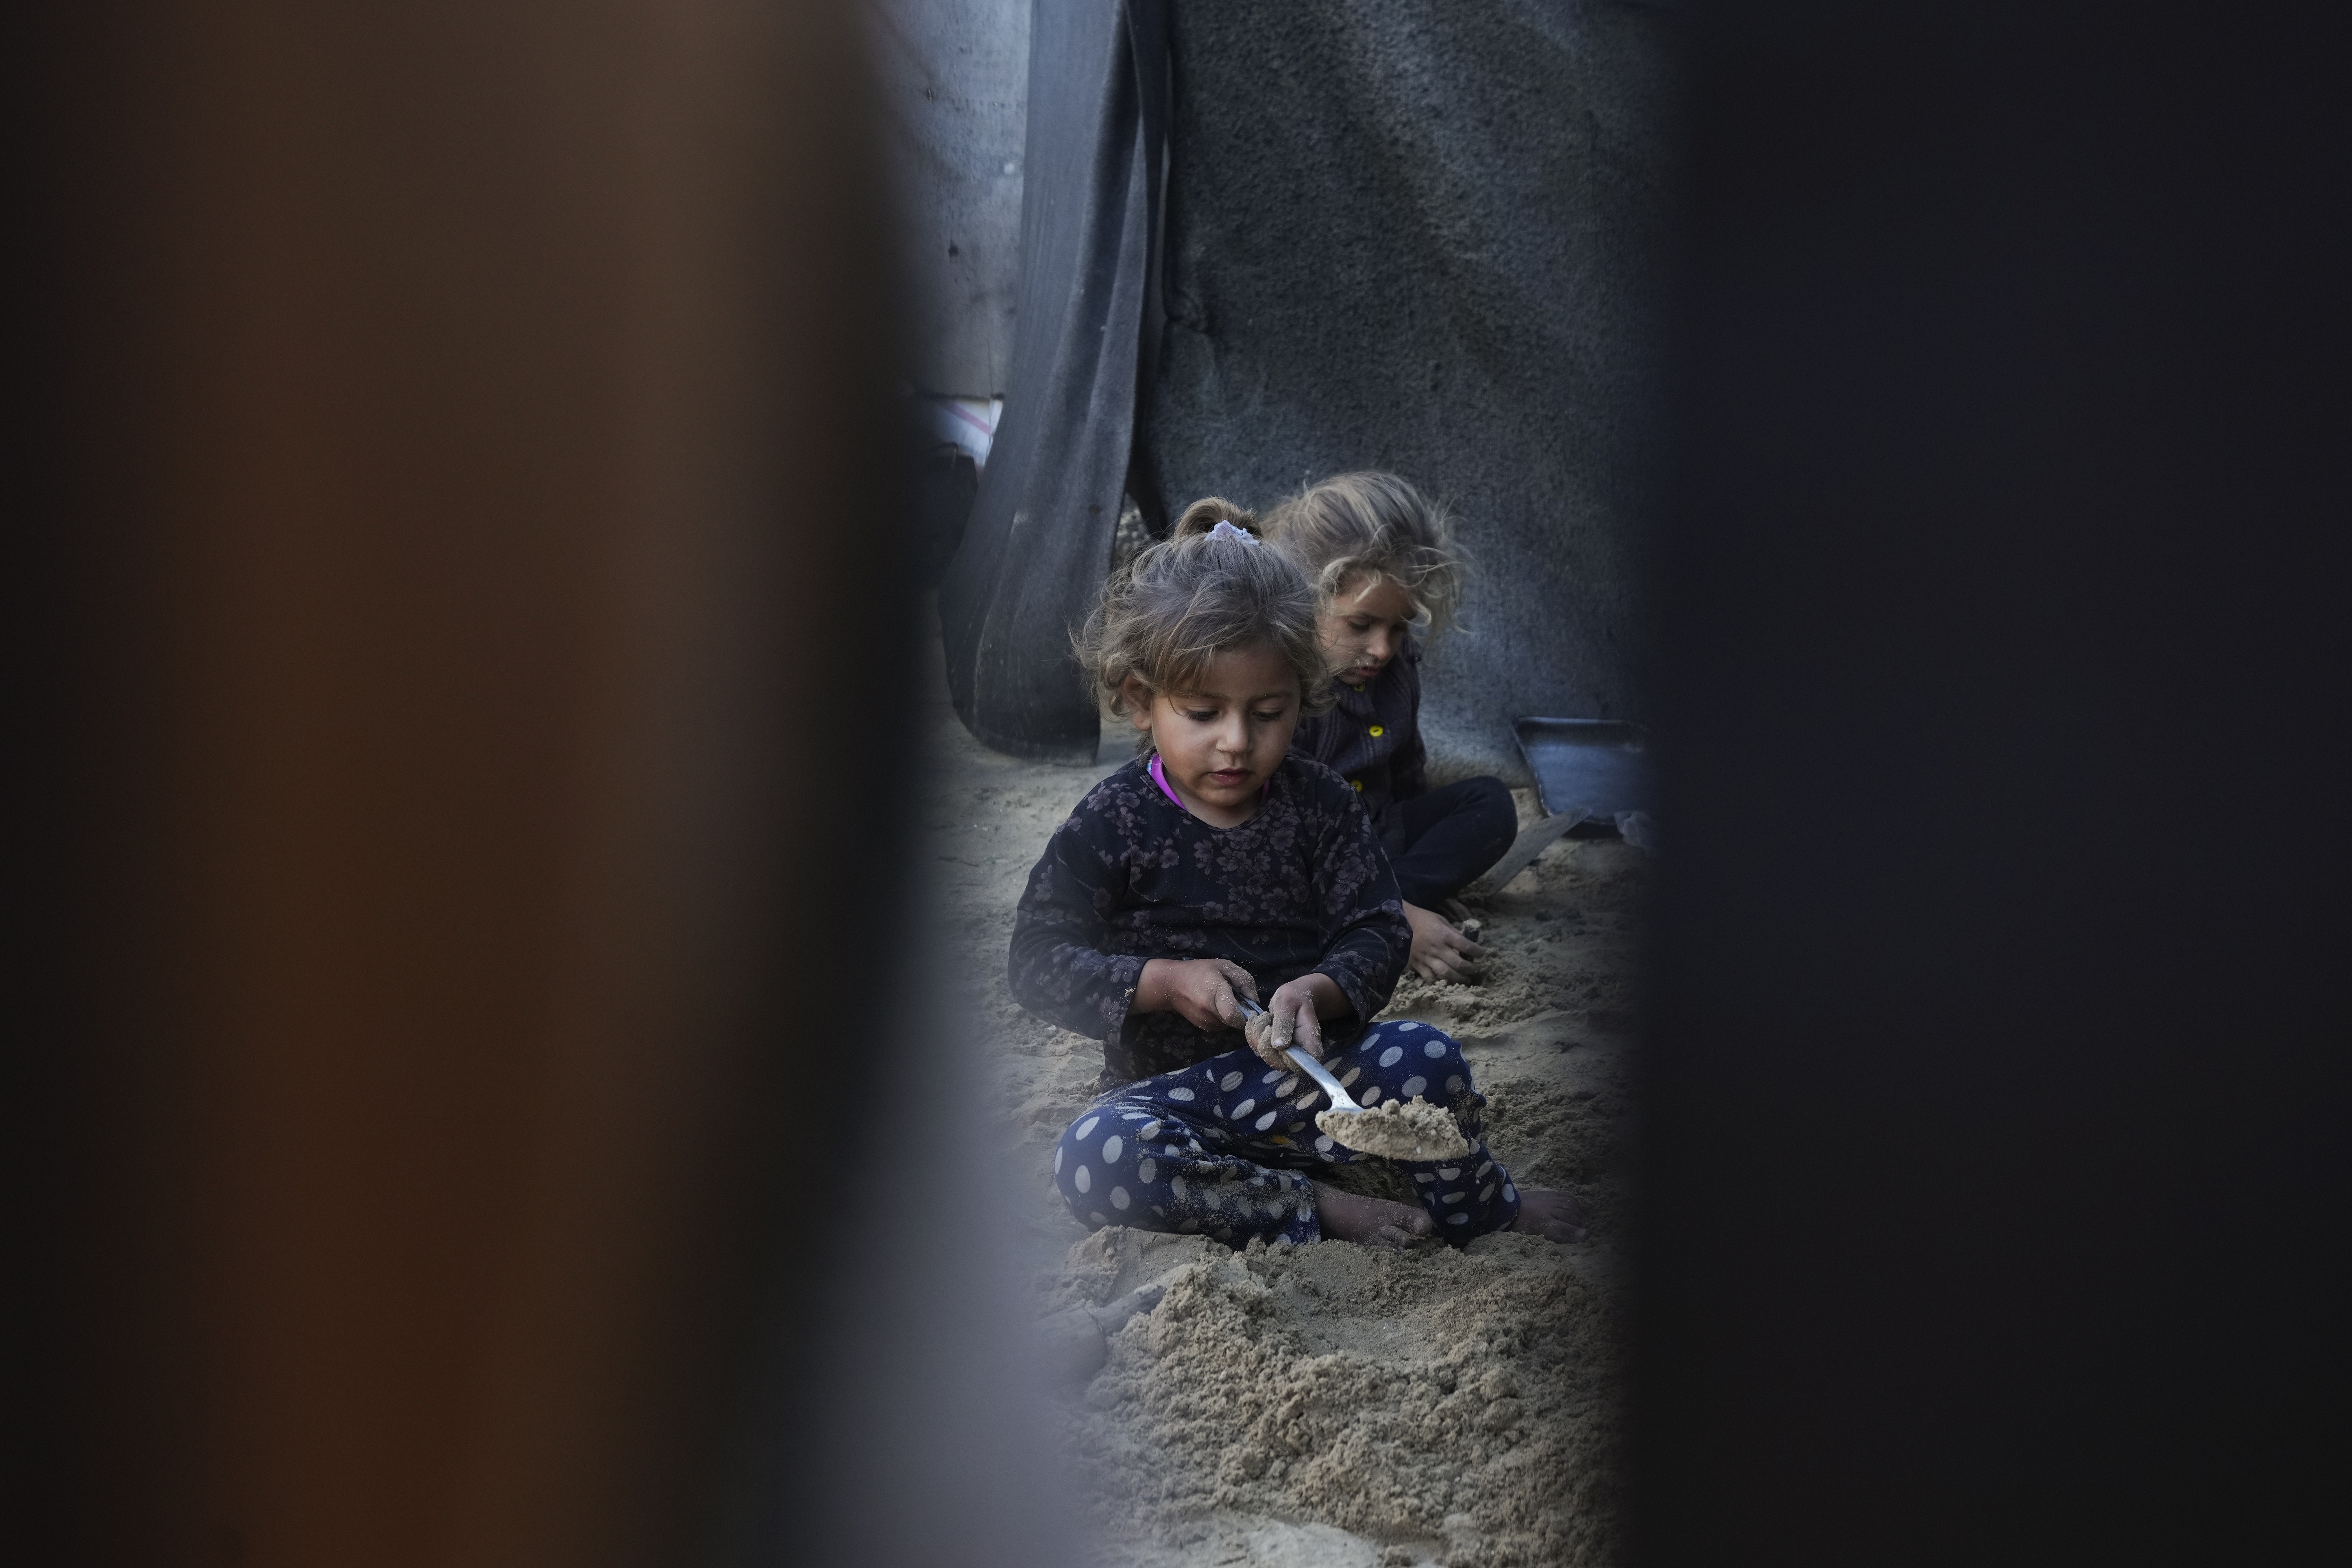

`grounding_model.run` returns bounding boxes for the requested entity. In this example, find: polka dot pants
[1052,1019,1523,1247]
